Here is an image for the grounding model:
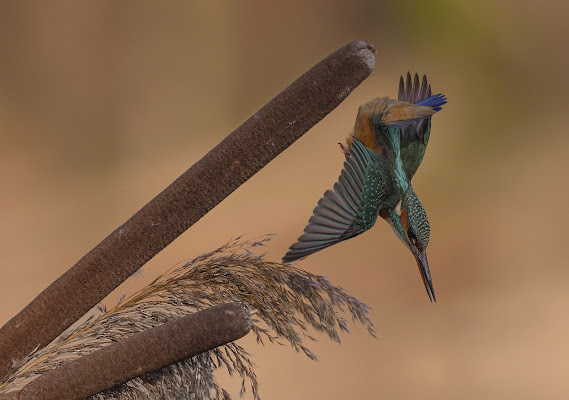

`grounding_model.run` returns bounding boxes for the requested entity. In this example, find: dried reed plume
[0,236,375,399]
